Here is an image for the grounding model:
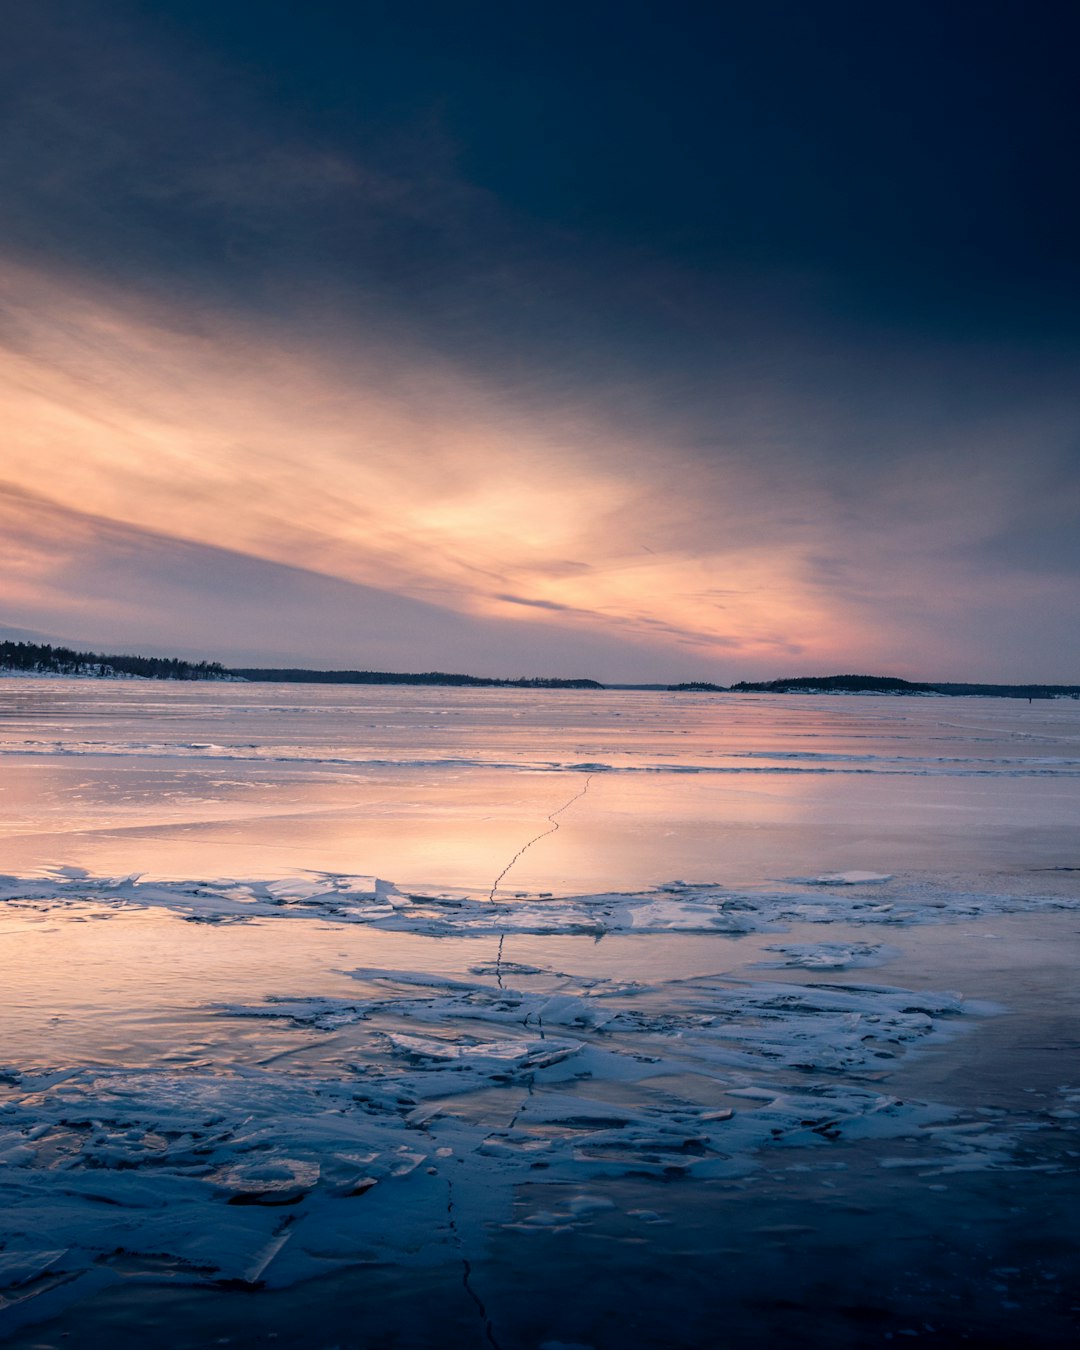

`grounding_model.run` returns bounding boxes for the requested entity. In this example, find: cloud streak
[0,259,854,674]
